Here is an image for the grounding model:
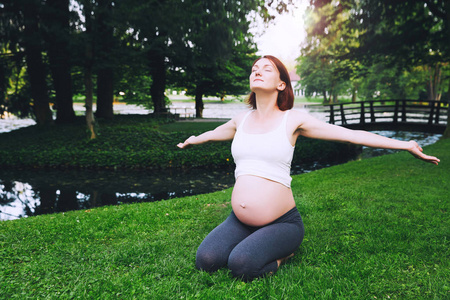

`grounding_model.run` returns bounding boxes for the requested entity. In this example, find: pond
[0,103,442,220]
[0,129,441,221]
